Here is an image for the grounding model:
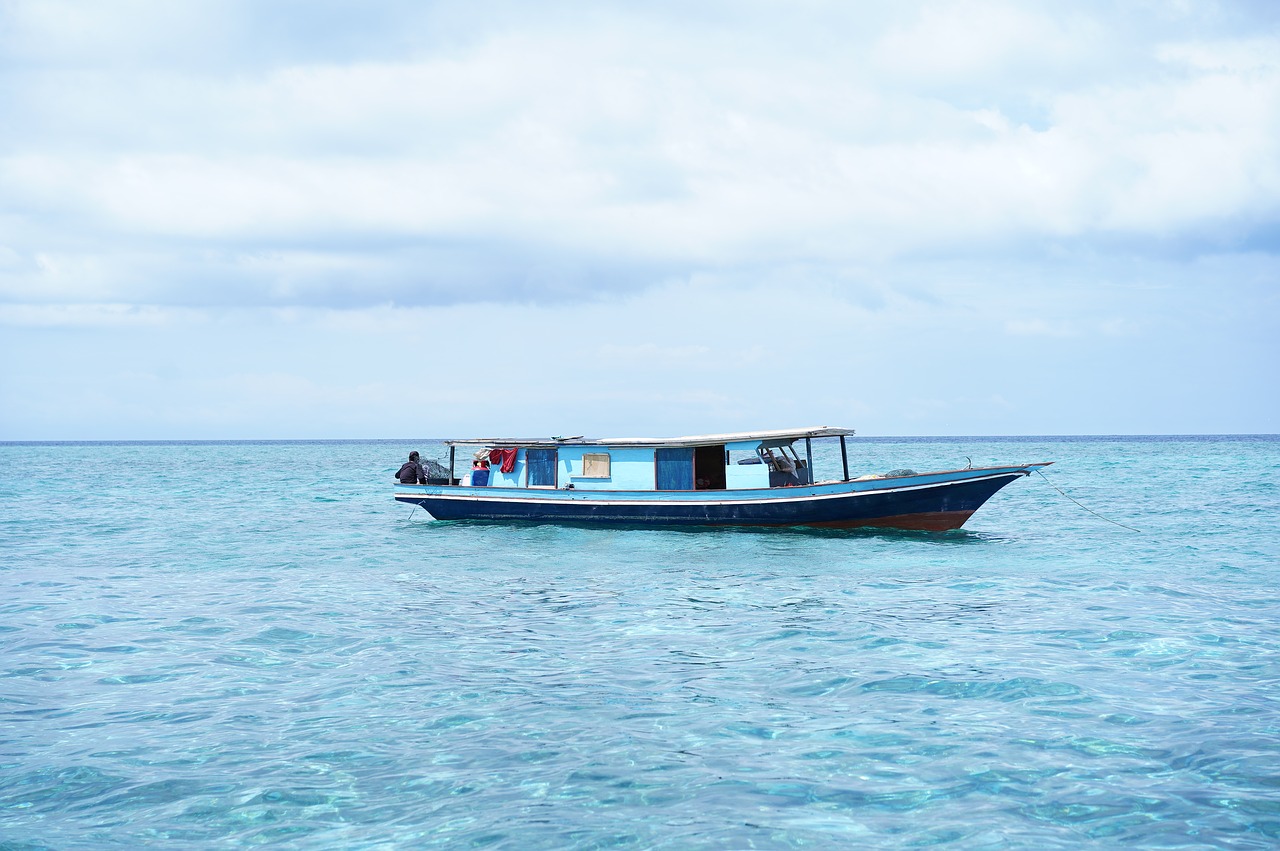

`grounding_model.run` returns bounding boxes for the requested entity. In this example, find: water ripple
[1,437,1279,847]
